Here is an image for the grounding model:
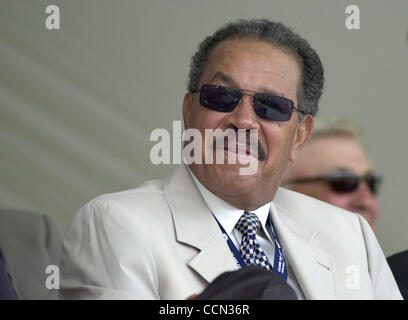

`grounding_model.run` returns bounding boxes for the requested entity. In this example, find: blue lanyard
[213,212,288,282]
